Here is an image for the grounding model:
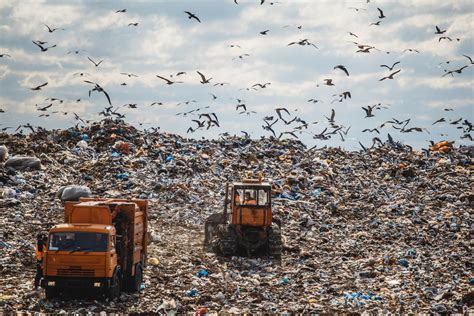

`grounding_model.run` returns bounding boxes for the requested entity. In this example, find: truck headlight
[47,281,55,286]
[94,282,101,287]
